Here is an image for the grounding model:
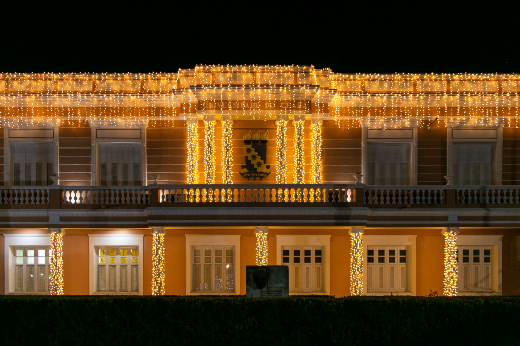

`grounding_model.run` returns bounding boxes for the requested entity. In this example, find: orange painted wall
[63,234,89,295]
[416,235,444,296]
